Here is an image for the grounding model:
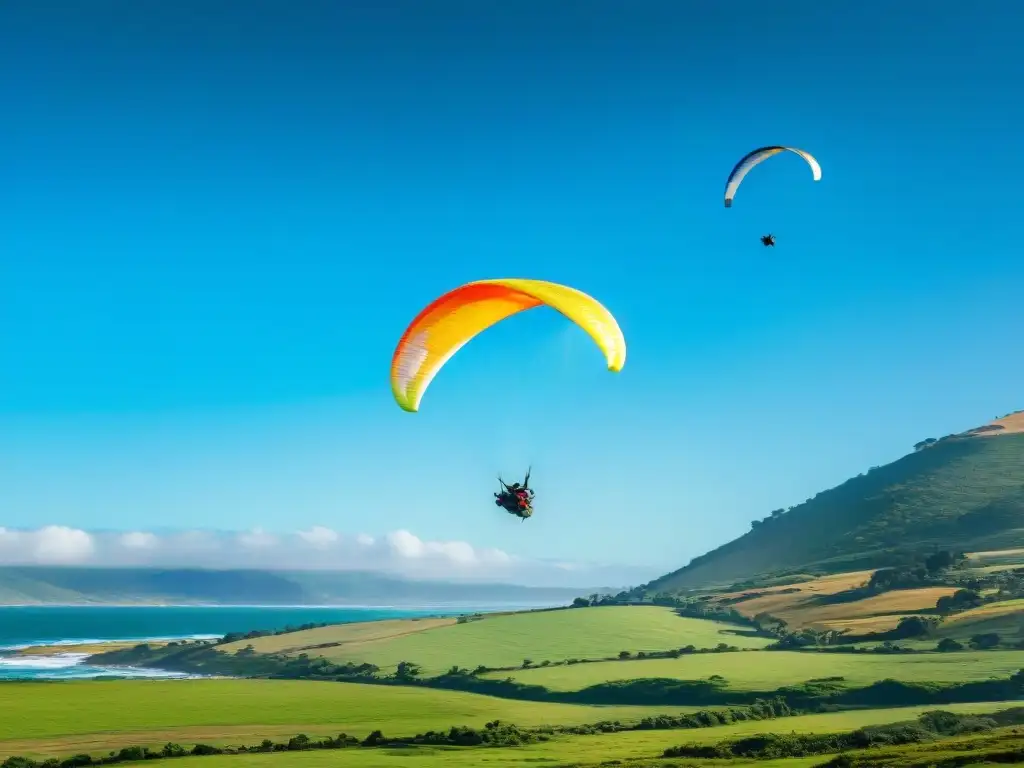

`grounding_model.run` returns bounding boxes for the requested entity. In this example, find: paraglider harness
[495,469,535,521]
[760,233,776,247]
